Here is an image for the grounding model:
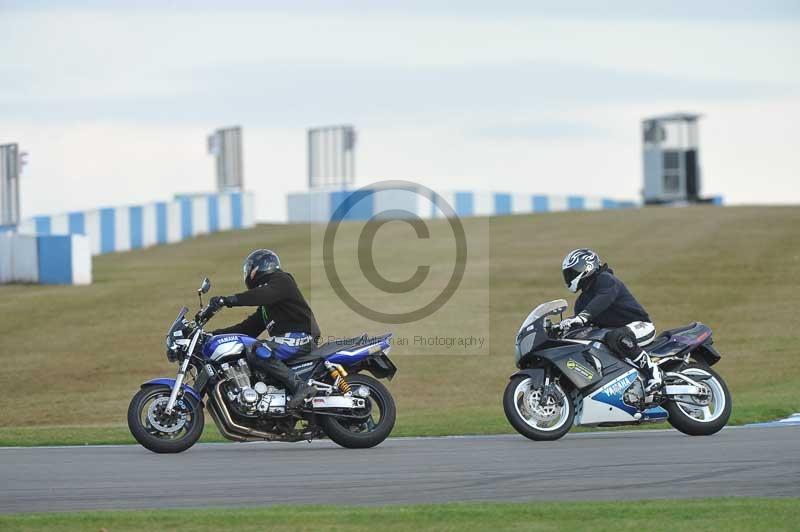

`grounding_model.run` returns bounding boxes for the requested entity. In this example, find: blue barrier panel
[567,196,585,210]
[494,193,512,215]
[68,212,85,235]
[454,192,474,217]
[231,192,243,229]
[37,235,72,284]
[155,202,168,244]
[100,208,115,253]
[329,190,374,221]
[532,195,549,212]
[34,216,51,235]
[712,196,724,205]
[179,197,192,239]
[602,199,618,209]
[129,206,143,249]
[0,224,15,233]
[207,195,219,232]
